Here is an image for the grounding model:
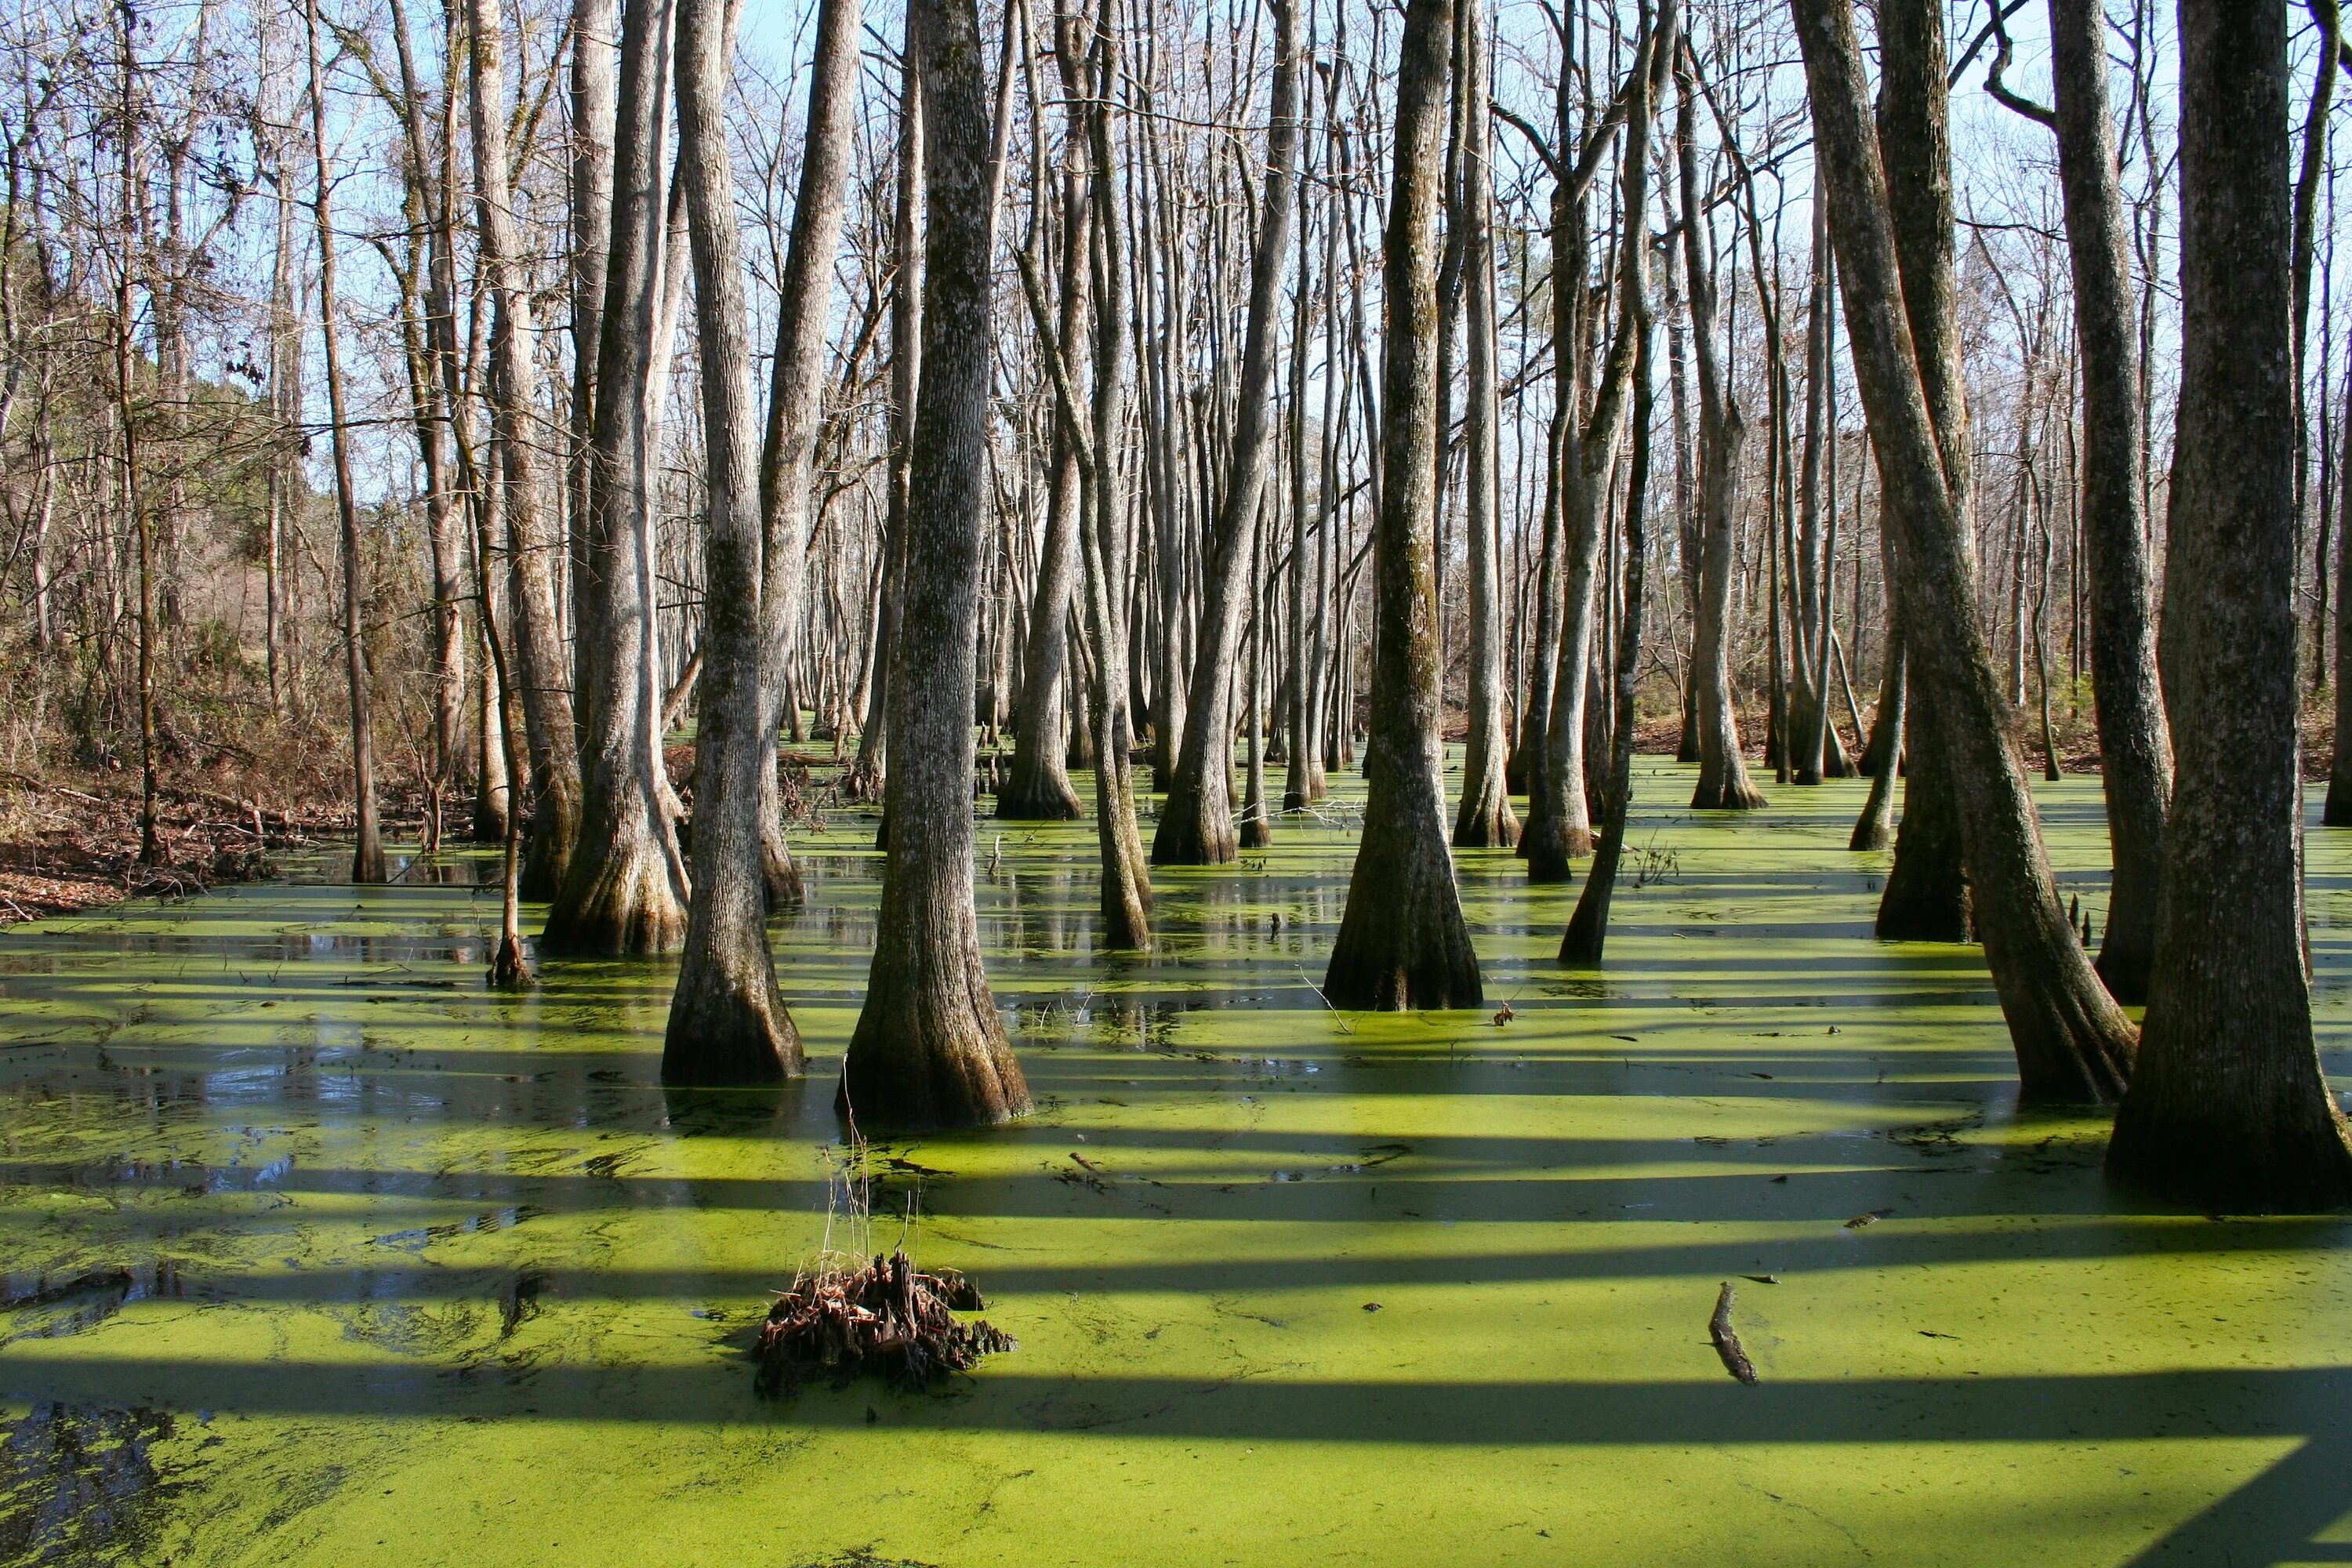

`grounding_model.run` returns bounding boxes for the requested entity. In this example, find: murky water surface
[3,759,2350,1566]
